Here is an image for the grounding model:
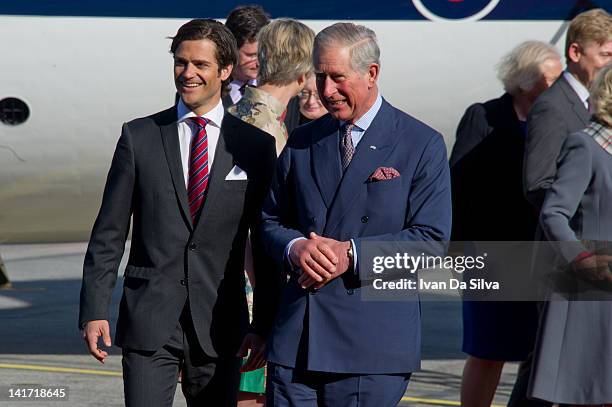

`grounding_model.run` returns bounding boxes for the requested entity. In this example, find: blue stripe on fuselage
[0,0,608,20]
